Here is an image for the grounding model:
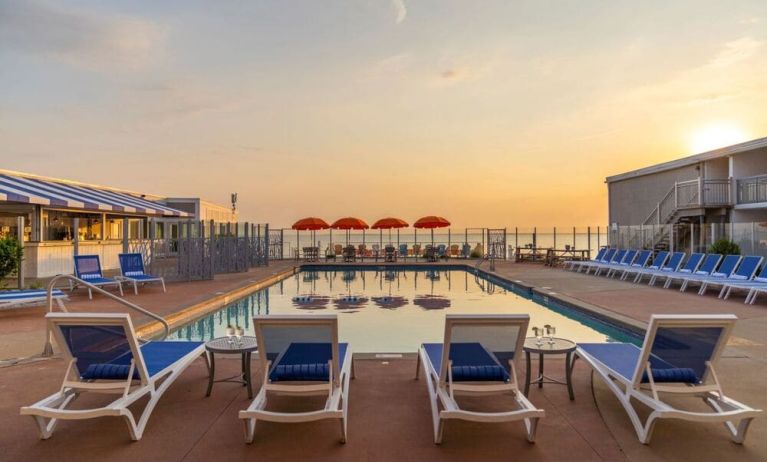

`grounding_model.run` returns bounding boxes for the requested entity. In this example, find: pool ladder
[42,274,170,357]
